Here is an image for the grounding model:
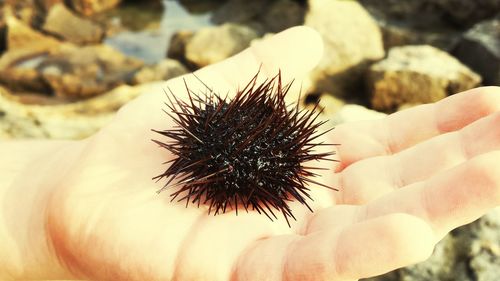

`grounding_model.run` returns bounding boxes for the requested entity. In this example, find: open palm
[4,27,499,281]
